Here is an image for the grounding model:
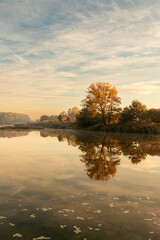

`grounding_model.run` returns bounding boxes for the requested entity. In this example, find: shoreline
[0,124,160,136]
